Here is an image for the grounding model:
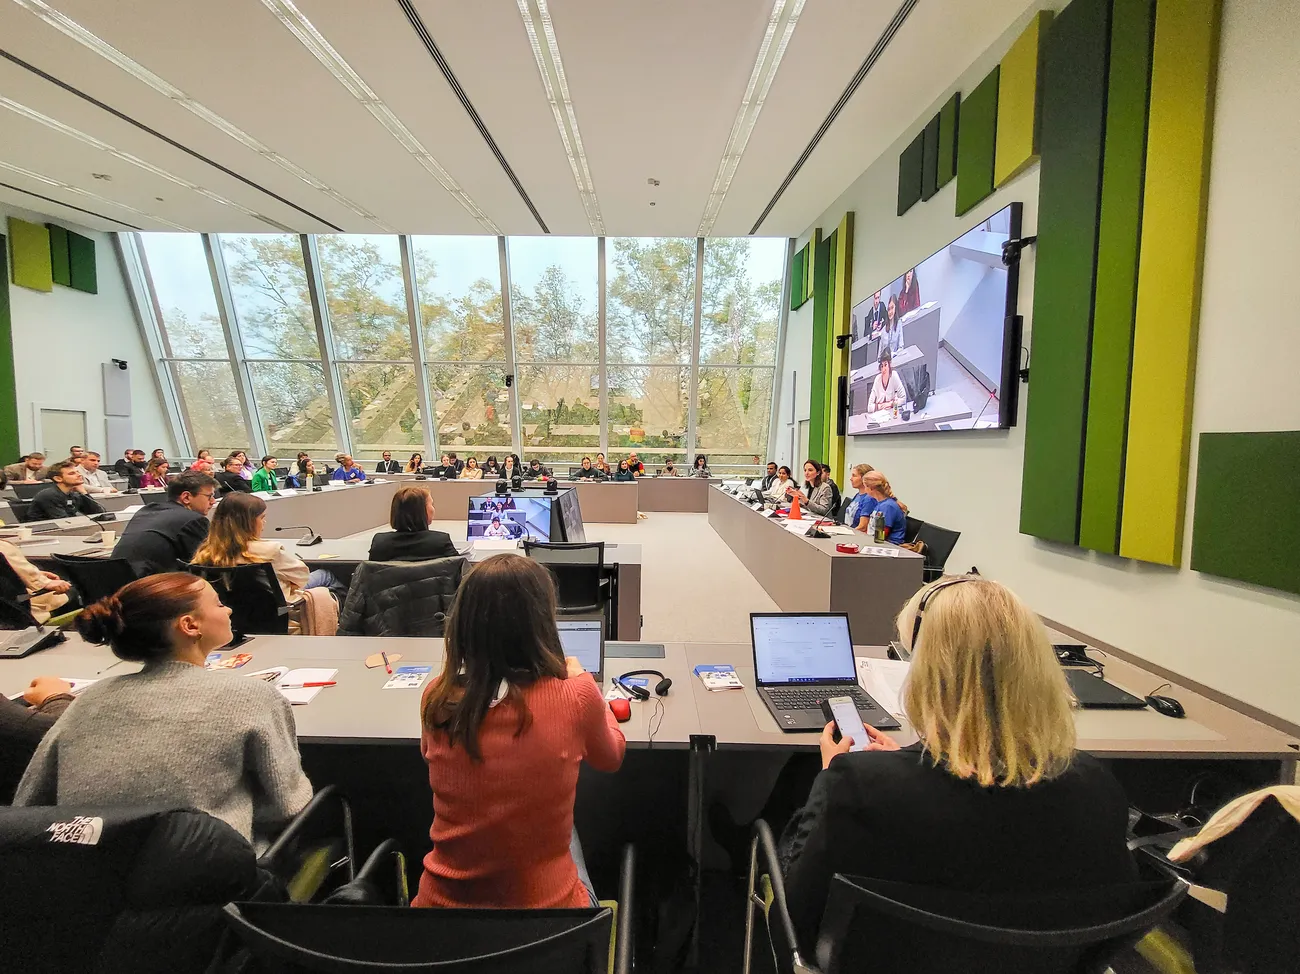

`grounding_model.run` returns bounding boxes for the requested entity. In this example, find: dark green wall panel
[47,224,71,287]
[1019,0,1112,544]
[1078,0,1156,553]
[936,92,960,189]
[1191,432,1300,596]
[921,113,941,201]
[807,230,831,457]
[0,236,17,461]
[955,68,999,216]
[68,231,97,294]
[897,131,924,215]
